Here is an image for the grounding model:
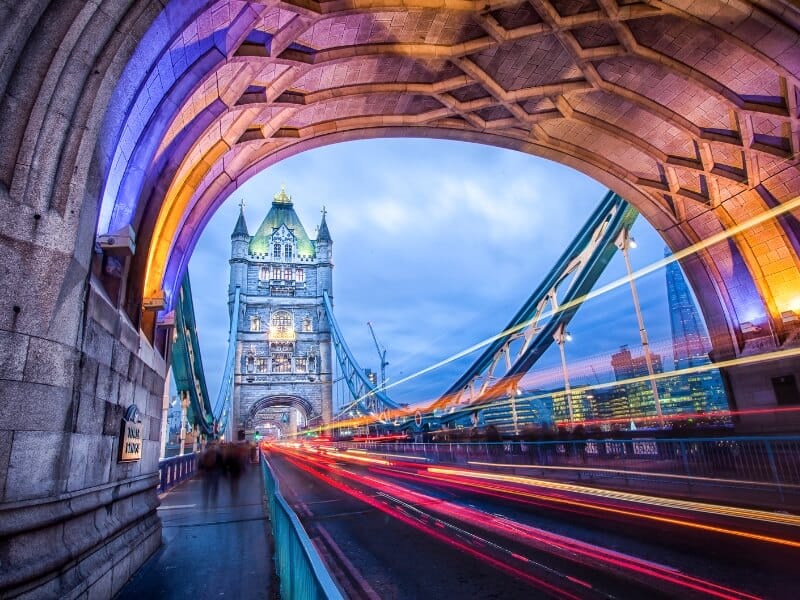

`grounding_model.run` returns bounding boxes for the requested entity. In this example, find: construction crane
[367,321,389,392]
